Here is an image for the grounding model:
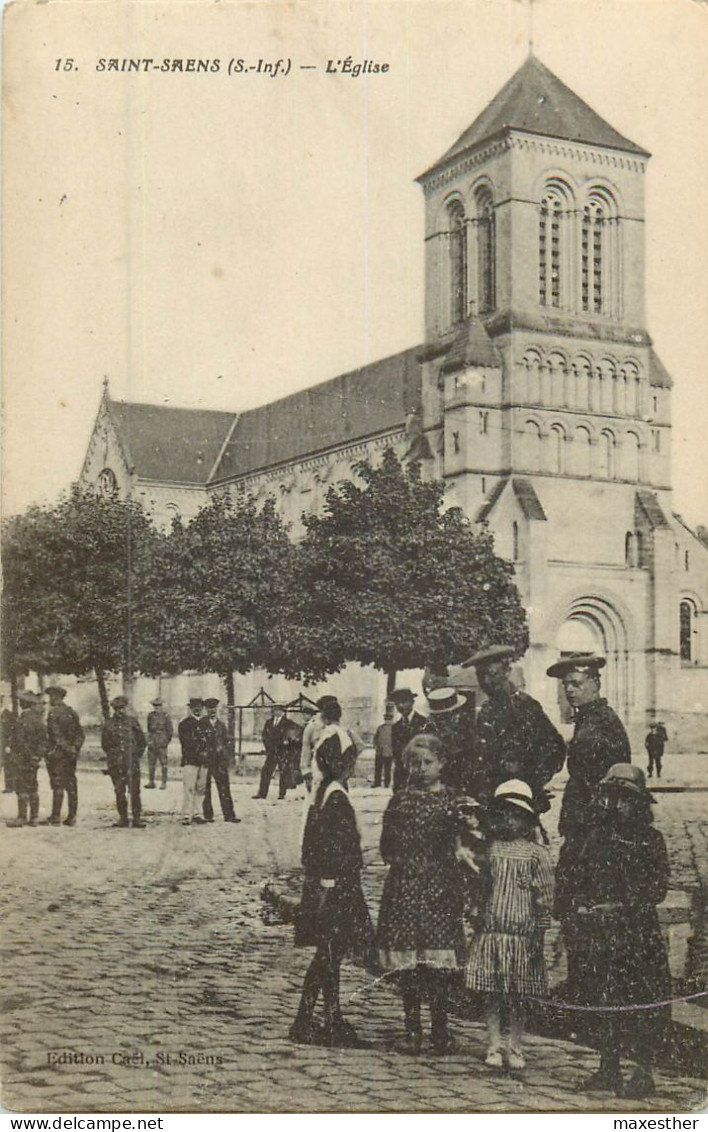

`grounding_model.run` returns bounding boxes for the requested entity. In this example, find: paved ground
[0,758,706,1114]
